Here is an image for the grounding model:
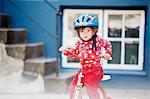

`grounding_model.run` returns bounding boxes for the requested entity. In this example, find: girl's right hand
[59,47,69,55]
